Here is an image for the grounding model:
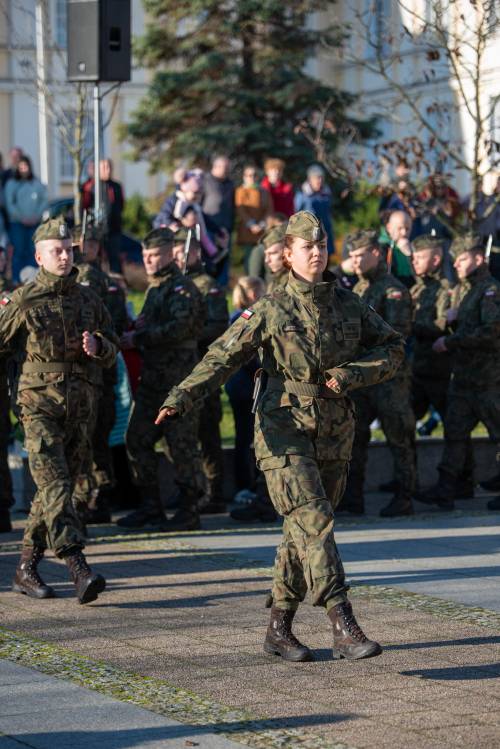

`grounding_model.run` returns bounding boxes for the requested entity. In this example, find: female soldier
[156,211,404,662]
